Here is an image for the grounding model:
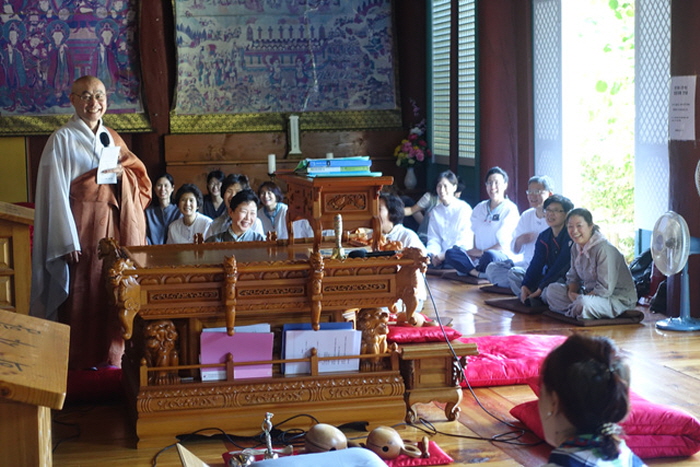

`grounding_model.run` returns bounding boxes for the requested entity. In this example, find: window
[429,0,477,165]
[533,0,670,258]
